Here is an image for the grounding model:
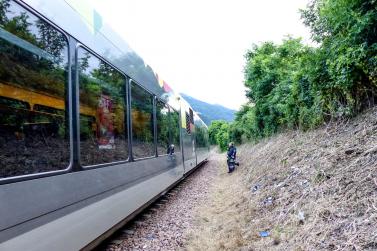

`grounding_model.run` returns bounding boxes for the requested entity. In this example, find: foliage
[208,120,229,151]
[0,0,69,136]
[208,120,226,145]
[225,0,377,142]
[156,102,170,151]
[170,110,181,149]
[210,0,376,147]
[215,123,229,152]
